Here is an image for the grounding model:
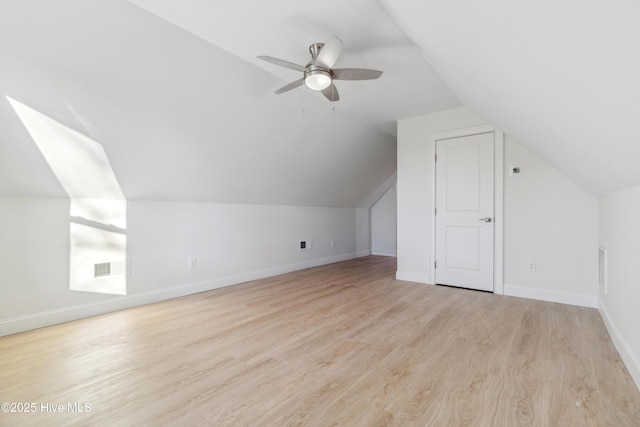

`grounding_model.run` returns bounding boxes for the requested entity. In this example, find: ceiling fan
[257,36,383,102]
